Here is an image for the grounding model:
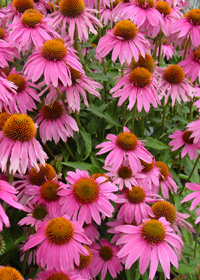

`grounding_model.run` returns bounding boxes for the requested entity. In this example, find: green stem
[52,0,56,11]
[97,0,101,40]
[74,110,81,128]
[21,226,35,276]
[140,116,145,137]
[0,0,2,9]
[56,87,69,113]
[102,57,108,103]
[179,154,200,195]
[113,97,119,117]
[177,158,183,175]
[161,103,167,139]
[8,171,13,185]
[158,34,163,66]
[44,143,55,159]
[131,101,137,133]
[122,102,126,126]
[182,38,191,61]
[188,99,194,122]
[63,141,76,161]
[121,63,124,78]
[194,223,200,259]
[153,36,159,60]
